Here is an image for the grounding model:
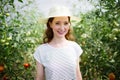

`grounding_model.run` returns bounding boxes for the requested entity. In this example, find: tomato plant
[73,0,120,79]
[0,0,120,79]
[0,0,43,79]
